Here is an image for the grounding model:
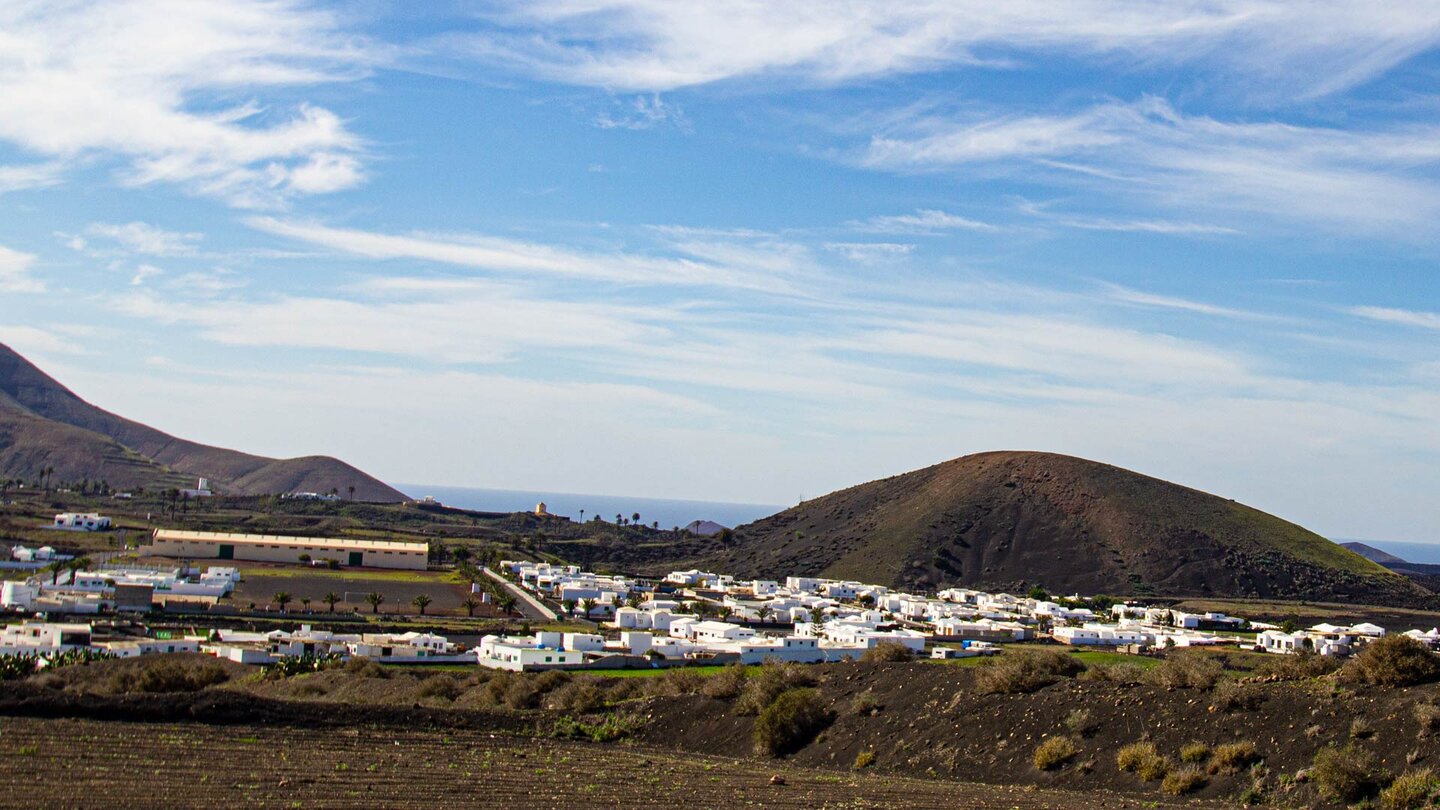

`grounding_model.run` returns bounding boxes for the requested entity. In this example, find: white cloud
[594,95,690,131]
[0,162,64,193]
[850,209,997,234]
[86,221,202,256]
[1102,284,1266,320]
[0,245,43,293]
[0,324,83,355]
[865,98,1440,234]
[131,264,164,286]
[822,242,913,263]
[247,217,810,293]
[1349,306,1440,331]
[0,0,377,206]
[458,1,1440,95]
